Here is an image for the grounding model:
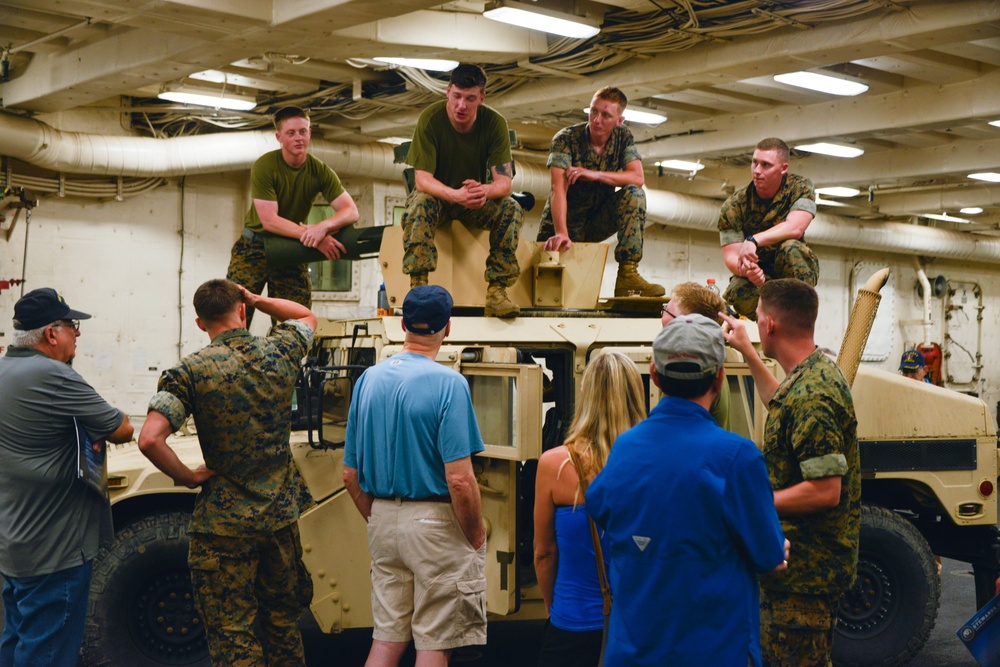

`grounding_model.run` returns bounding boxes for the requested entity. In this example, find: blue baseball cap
[402,285,453,335]
[899,349,925,371]
[13,288,92,330]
